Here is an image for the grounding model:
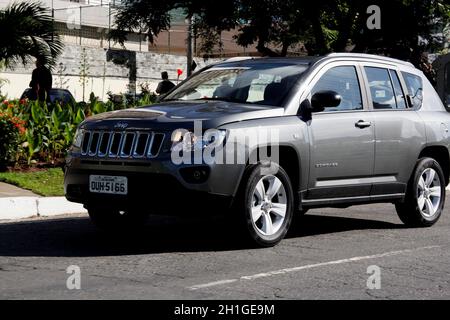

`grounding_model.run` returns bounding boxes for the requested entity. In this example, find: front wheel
[235,163,294,247]
[395,157,446,227]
